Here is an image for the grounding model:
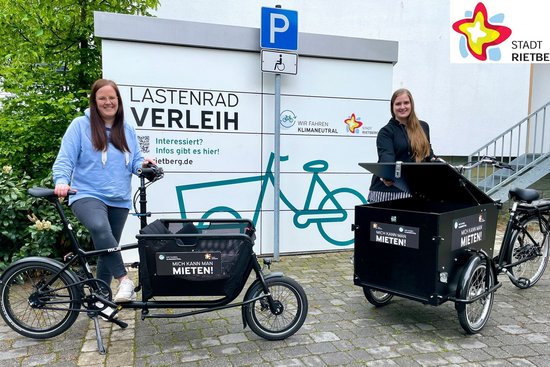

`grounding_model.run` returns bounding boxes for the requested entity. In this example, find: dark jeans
[71,197,129,290]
